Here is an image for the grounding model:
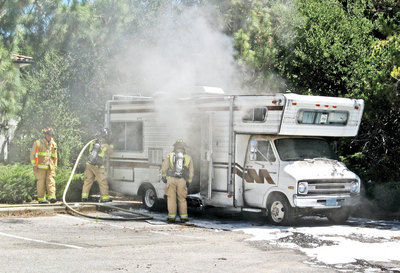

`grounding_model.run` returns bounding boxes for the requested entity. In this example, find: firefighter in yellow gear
[161,140,194,223]
[81,129,113,202]
[30,128,58,204]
